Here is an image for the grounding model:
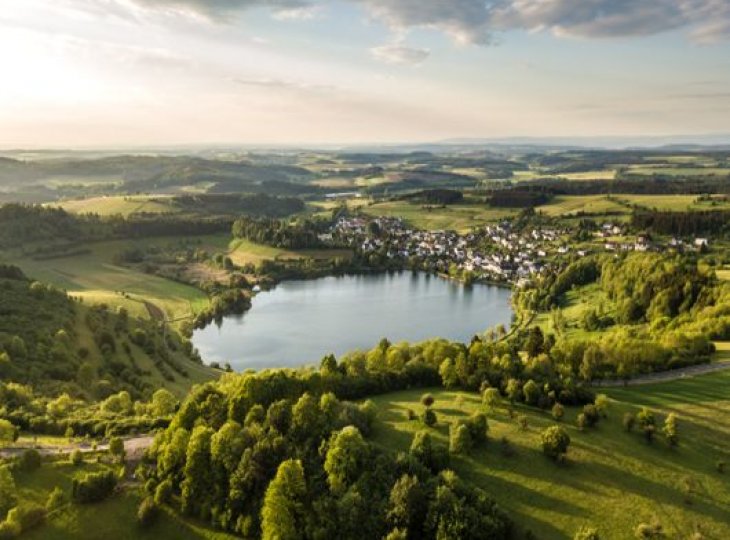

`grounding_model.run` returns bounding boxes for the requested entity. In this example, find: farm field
[54,195,179,216]
[369,371,730,539]
[361,201,519,232]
